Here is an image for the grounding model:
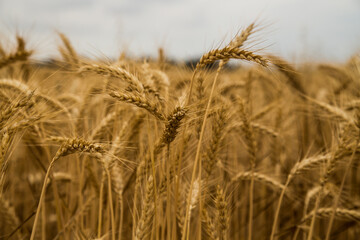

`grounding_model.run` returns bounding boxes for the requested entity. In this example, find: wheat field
[0,24,360,240]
